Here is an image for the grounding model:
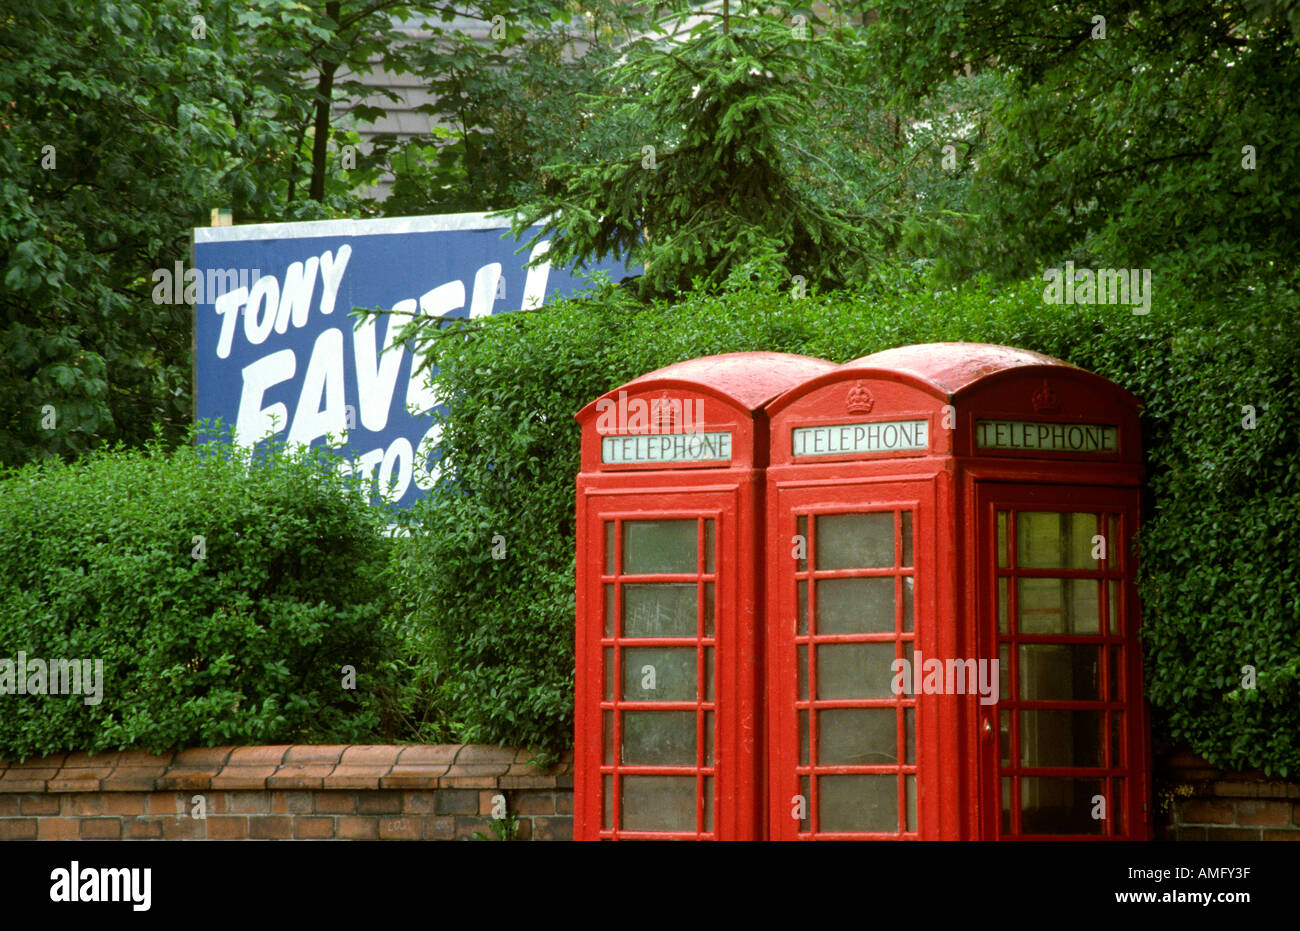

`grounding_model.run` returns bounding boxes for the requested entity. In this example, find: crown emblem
[846,382,874,415]
[1031,380,1060,413]
[655,392,676,433]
